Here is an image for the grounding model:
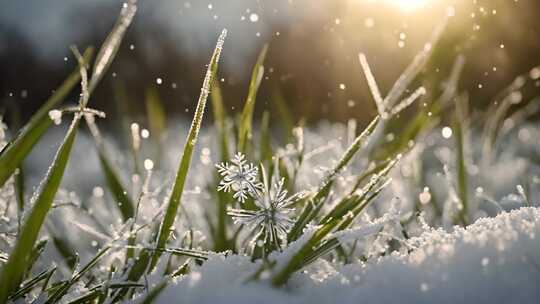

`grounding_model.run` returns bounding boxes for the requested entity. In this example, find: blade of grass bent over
[0,48,93,188]
[0,3,136,299]
[149,29,227,270]
[0,0,136,188]
[89,0,137,92]
[0,46,94,301]
[0,115,82,302]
